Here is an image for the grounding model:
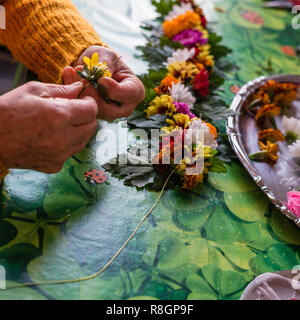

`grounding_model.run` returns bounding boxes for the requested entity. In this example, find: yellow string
[6,168,176,290]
